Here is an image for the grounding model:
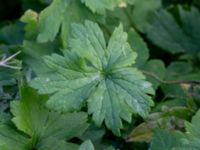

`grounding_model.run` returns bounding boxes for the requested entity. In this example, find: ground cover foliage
[0,0,200,149]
